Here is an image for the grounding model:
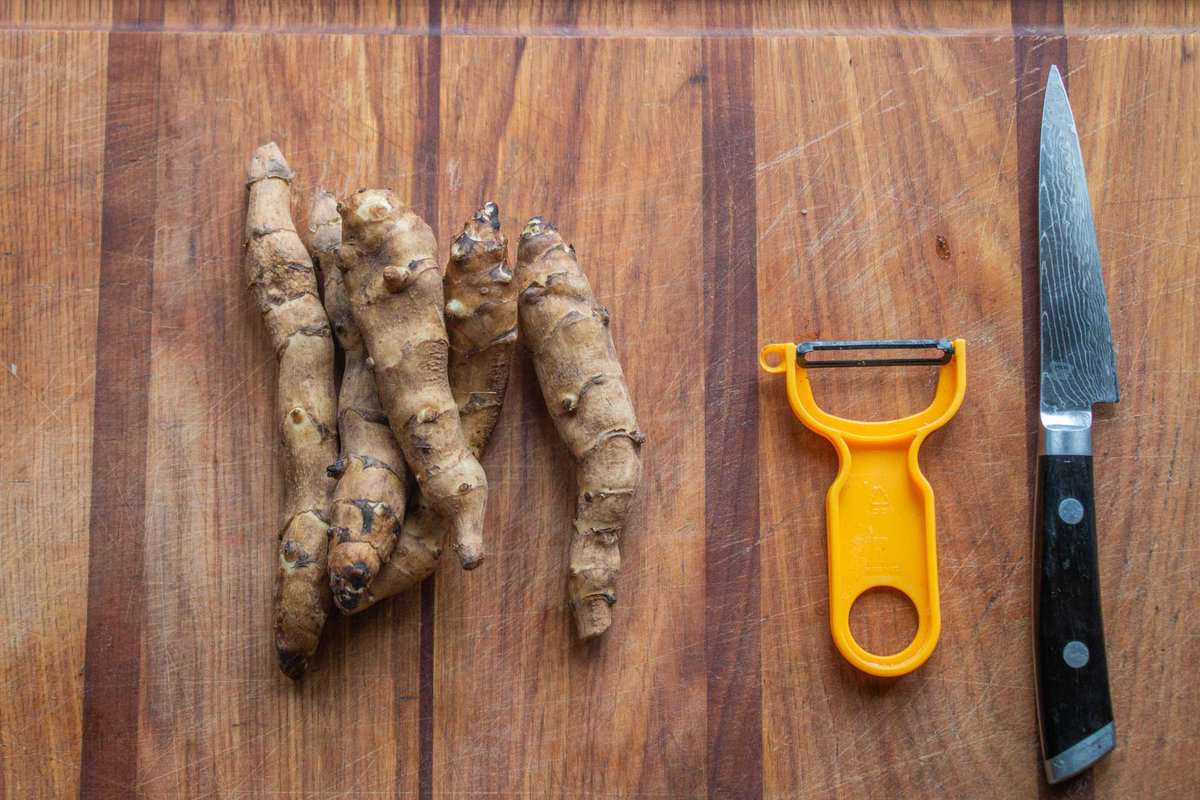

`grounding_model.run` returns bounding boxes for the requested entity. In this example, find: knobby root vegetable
[338,189,489,570]
[244,143,338,678]
[516,218,645,639]
[307,191,412,613]
[349,201,517,611]
[444,201,519,453]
